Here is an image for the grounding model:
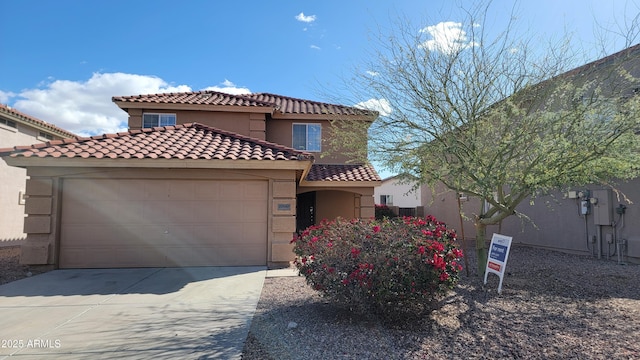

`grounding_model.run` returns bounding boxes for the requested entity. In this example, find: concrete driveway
[0,267,266,359]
